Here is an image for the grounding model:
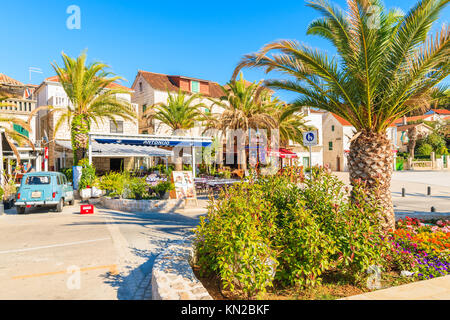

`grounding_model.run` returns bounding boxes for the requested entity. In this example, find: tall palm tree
[203,74,278,172]
[143,89,206,170]
[232,0,449,231]
[267,101,311,147]
[51,51,136,164]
